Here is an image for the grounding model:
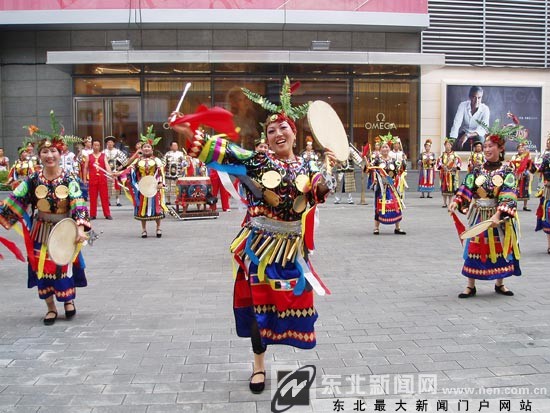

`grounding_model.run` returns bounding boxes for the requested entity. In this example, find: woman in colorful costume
[535,135,550,254]
[449,120,522,298]
[368,134,406,235]
[0,111,90,325]
[467,141,485,173]
[120,125,167,238]
[170,77,335,394]
[417,138,436,198]
[7,147,38,190]
[437,138,463,208]
[510,141,534,212]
